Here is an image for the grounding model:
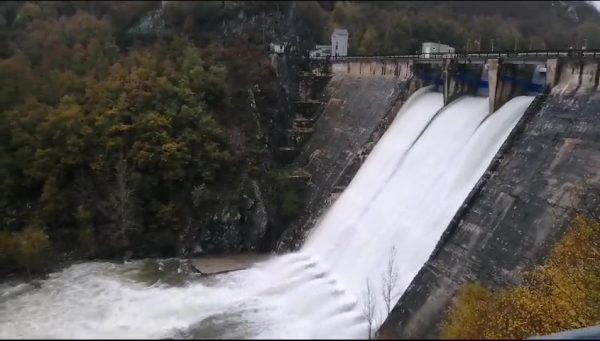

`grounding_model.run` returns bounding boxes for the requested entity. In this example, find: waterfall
[302,88,534,330]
